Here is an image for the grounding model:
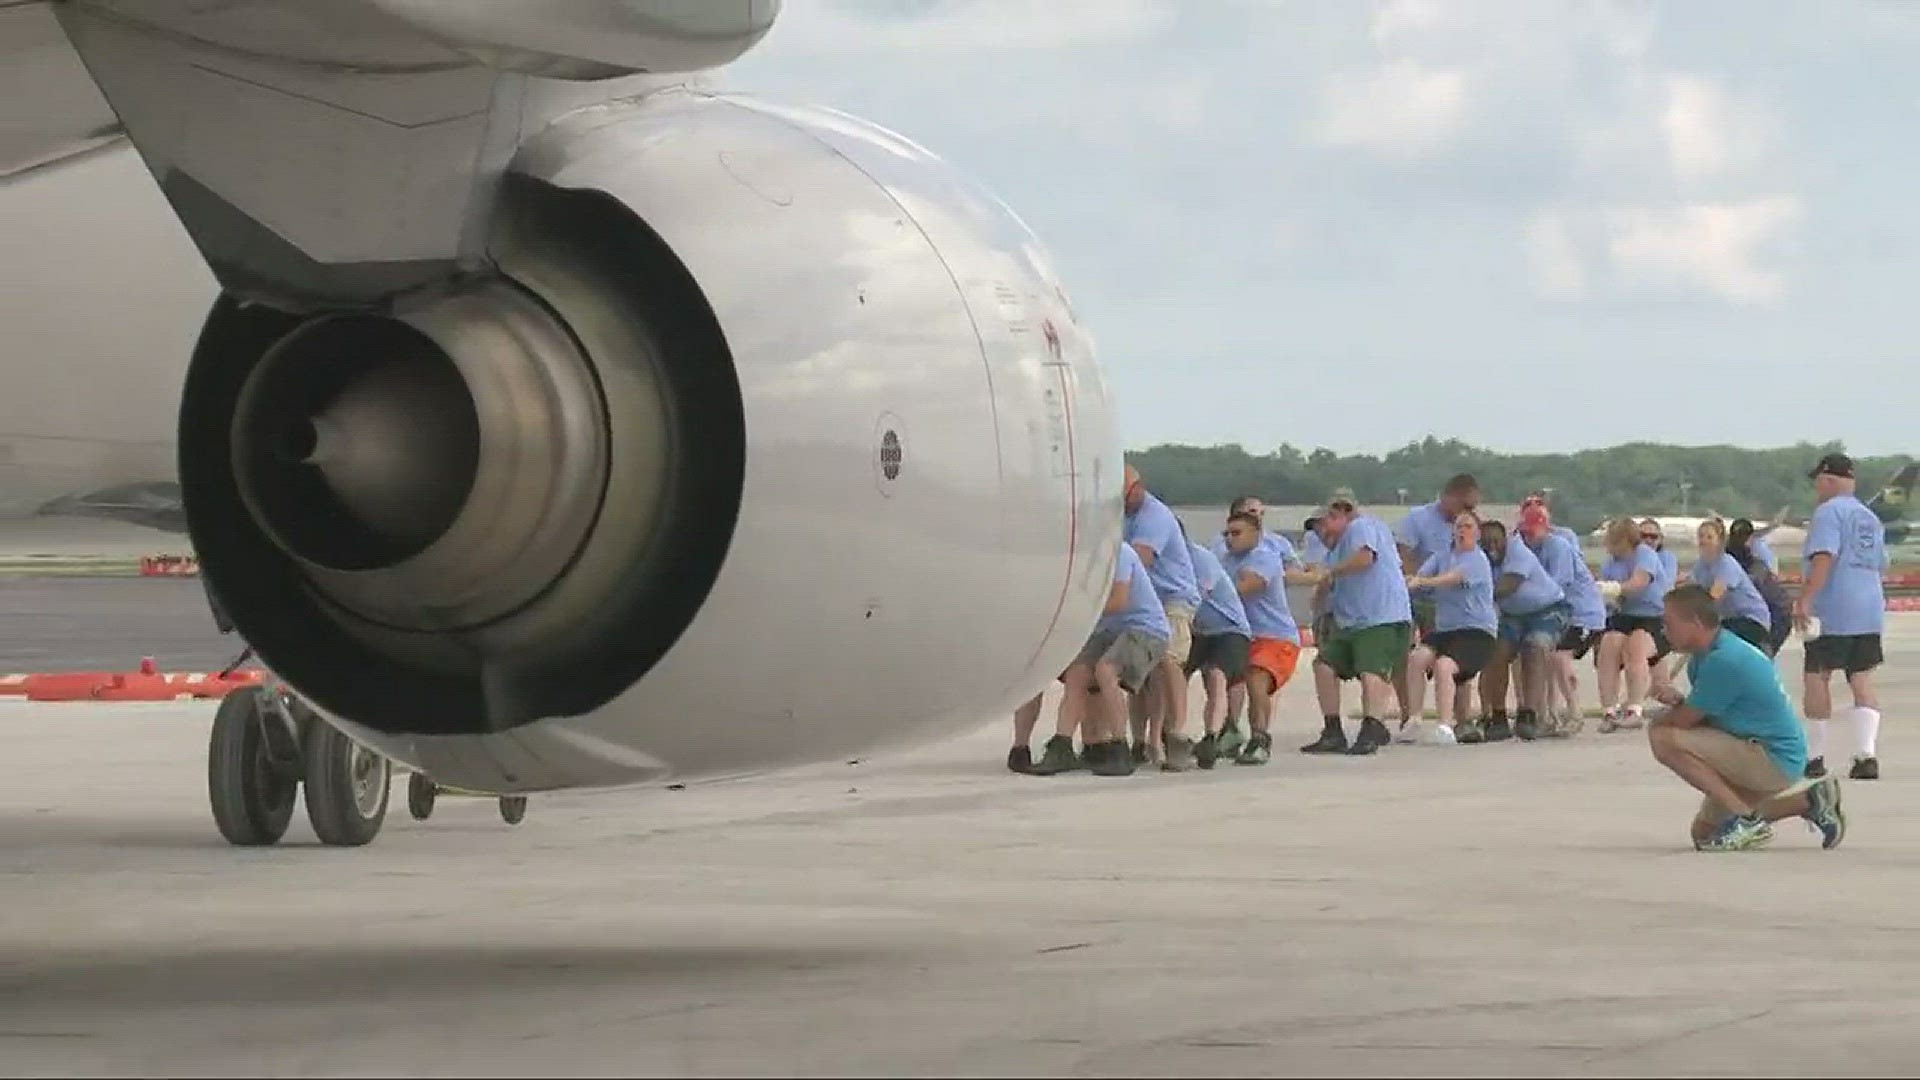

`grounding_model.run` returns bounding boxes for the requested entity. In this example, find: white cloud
[1661,75,1771,184]
[1318,59,1468,158]
[1526,197,1800,303]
